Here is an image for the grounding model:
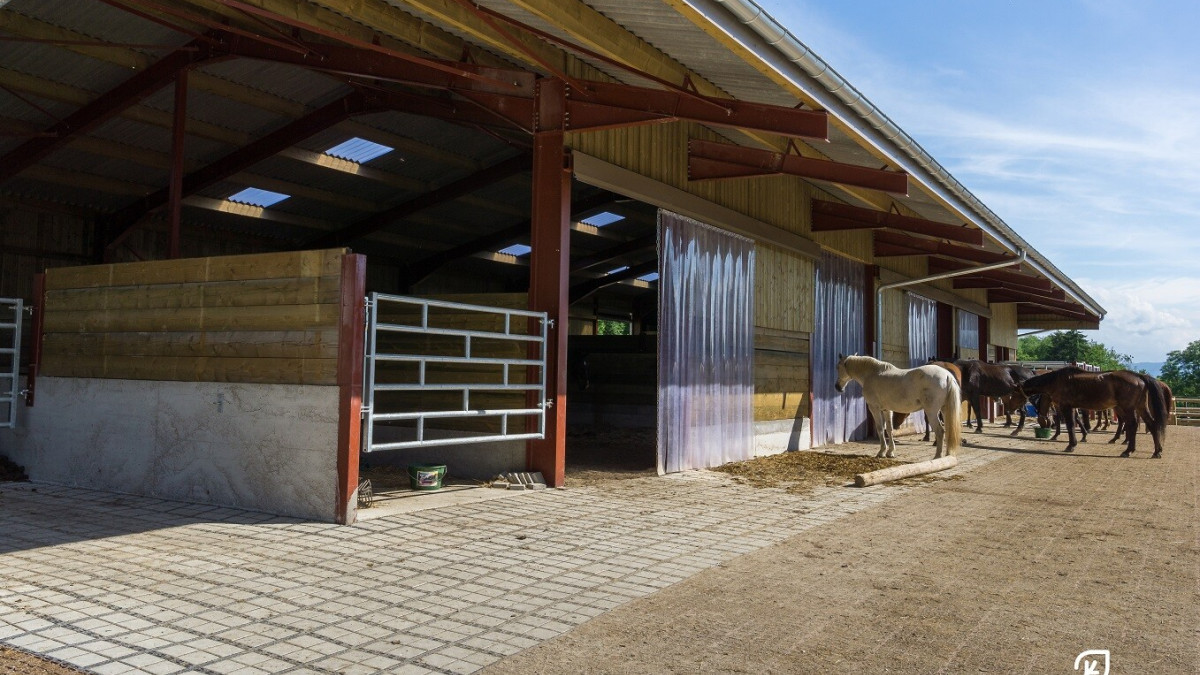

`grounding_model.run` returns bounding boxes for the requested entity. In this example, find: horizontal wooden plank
[41,354,337,385]
[45,248,347,290]
[42,330,339,360]
[44,304,340,333]
[45,276,341,312]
